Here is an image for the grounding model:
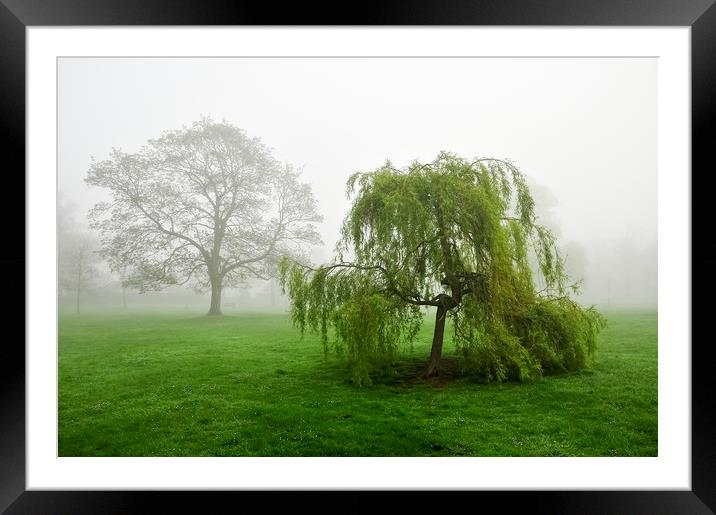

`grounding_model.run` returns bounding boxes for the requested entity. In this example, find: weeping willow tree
[280,152,605,385]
